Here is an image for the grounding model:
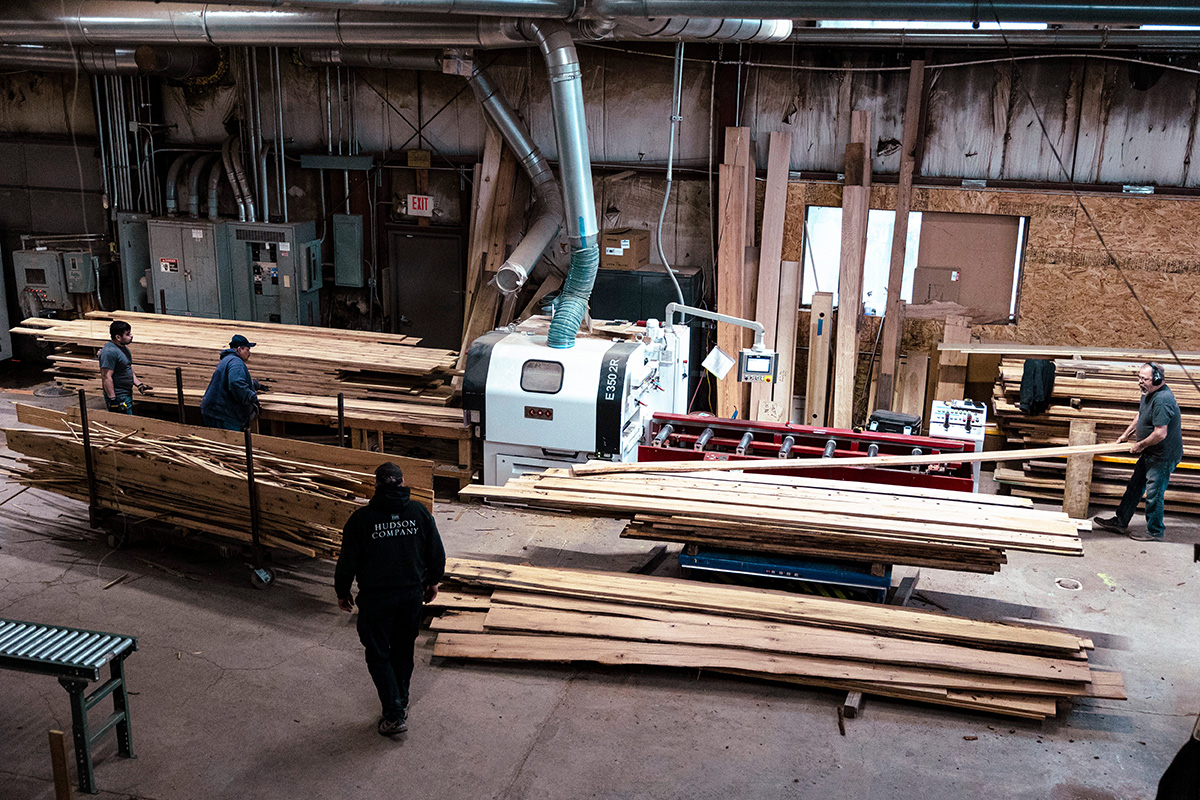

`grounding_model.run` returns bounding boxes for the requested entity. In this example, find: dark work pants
[356,586,425,721]
[1114,456,1176,539]
[202,413,242,431]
